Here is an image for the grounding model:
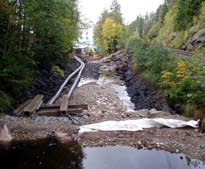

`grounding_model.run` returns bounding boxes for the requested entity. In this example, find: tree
[0,0,79,113]
[93,0,127,54]
[94,10,109,54]
[155,0,168,24]
[175,0,203,31]
[109,0,122,23]
[136,16,144,38]
[102,18,126,53]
